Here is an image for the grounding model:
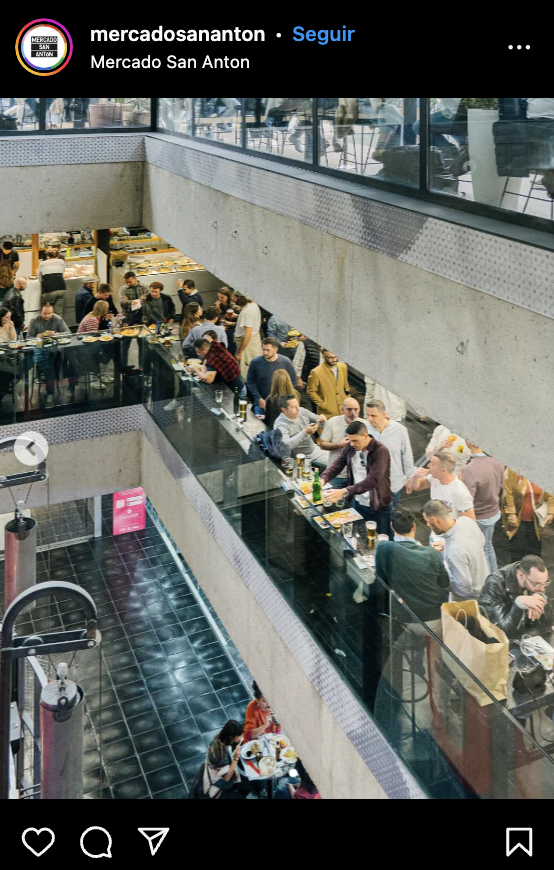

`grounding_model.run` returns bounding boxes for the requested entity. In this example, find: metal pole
[4,515,37,610]
[40,664,84,800]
